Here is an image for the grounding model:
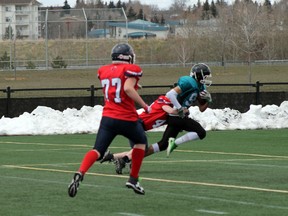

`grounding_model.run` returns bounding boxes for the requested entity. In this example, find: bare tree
[170,0,188,13]
[229,1,268,83]
[173,38,191,66]
[273,0,288,59]
[212,5,233,66]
